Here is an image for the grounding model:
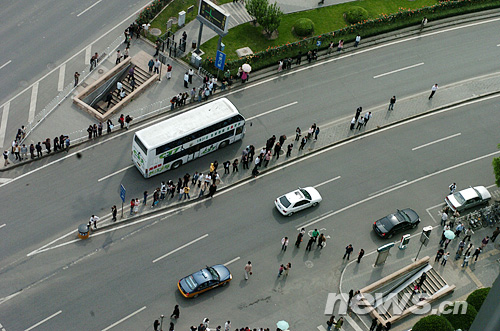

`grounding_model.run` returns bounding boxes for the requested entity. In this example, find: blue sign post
[316,40,322,47]
[120,184,126,218]
[215,50,226,71]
